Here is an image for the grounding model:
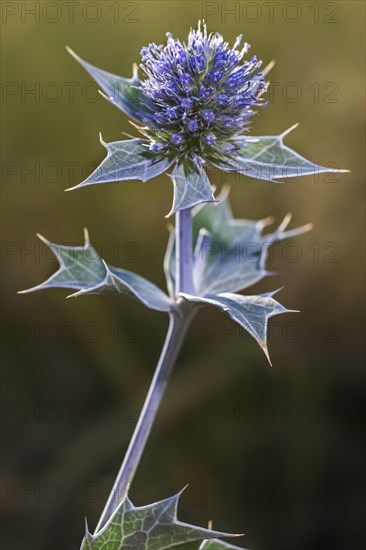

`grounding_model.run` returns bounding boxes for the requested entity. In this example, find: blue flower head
[66,23,346,214]
[139,22,267,164]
